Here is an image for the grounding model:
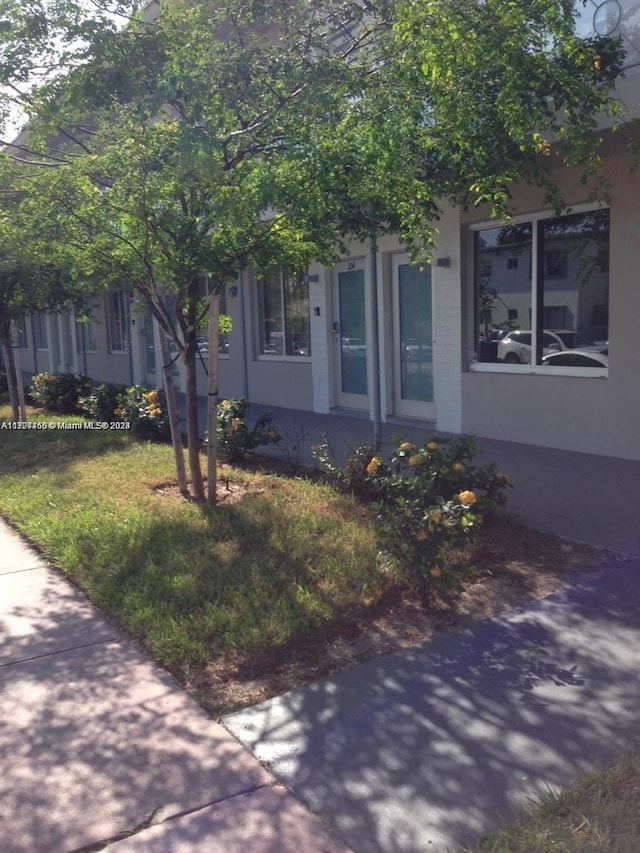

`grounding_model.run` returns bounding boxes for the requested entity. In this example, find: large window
[33,314,48,350]
[257,269,311,357]
[197,284,230,358]
[75,304,97,354]
[575,0,640,69]
[15,316,27,349]
[107,290,129,353]
[474,208,609,370]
